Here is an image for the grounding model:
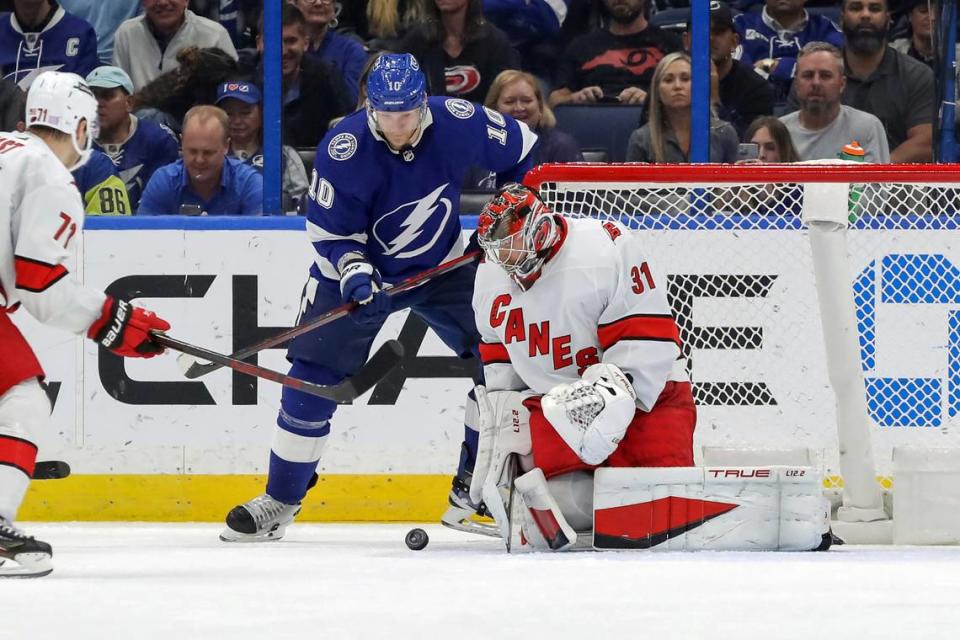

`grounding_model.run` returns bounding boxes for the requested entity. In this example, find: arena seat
[297,147,317,171]
[581,149,609,163]
[553,104,644,163]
